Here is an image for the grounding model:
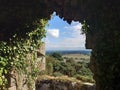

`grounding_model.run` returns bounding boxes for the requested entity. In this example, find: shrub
[74,74,95,83]
[50,52,63,61]
[53,72,63,77]
[39,70,47,75]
